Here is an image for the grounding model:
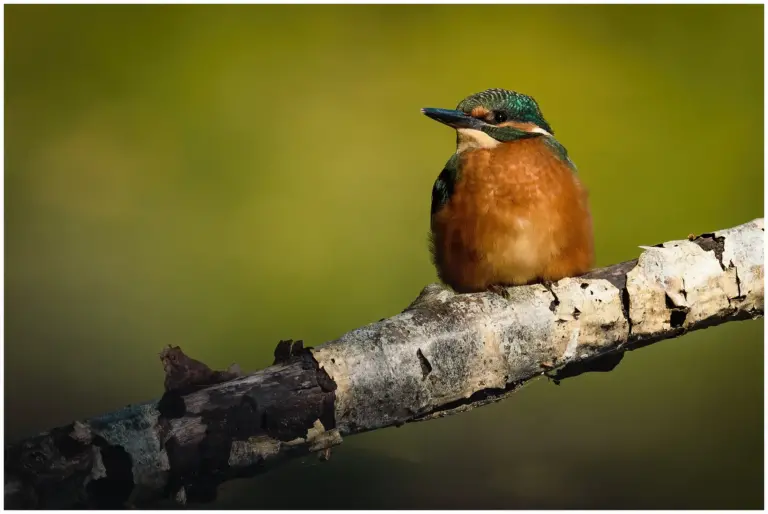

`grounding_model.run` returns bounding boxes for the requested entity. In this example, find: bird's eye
[493,111,507,124]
